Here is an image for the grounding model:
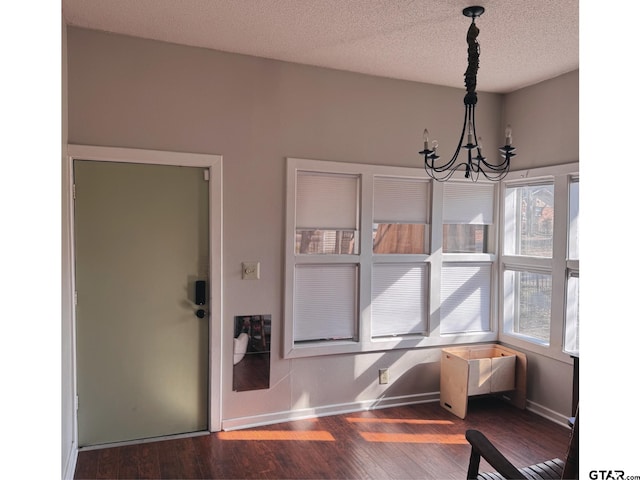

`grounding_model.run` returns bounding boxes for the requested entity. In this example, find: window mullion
[360,173,374,347]
[429,180,444,336]
[502,256,552,272]
[549,174,570,353]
